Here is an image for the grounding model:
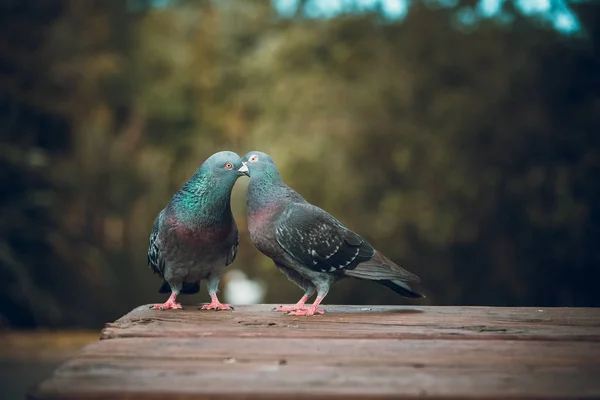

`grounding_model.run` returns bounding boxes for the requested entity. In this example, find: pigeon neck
[247,168,289,212]
[171,169,233,227]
